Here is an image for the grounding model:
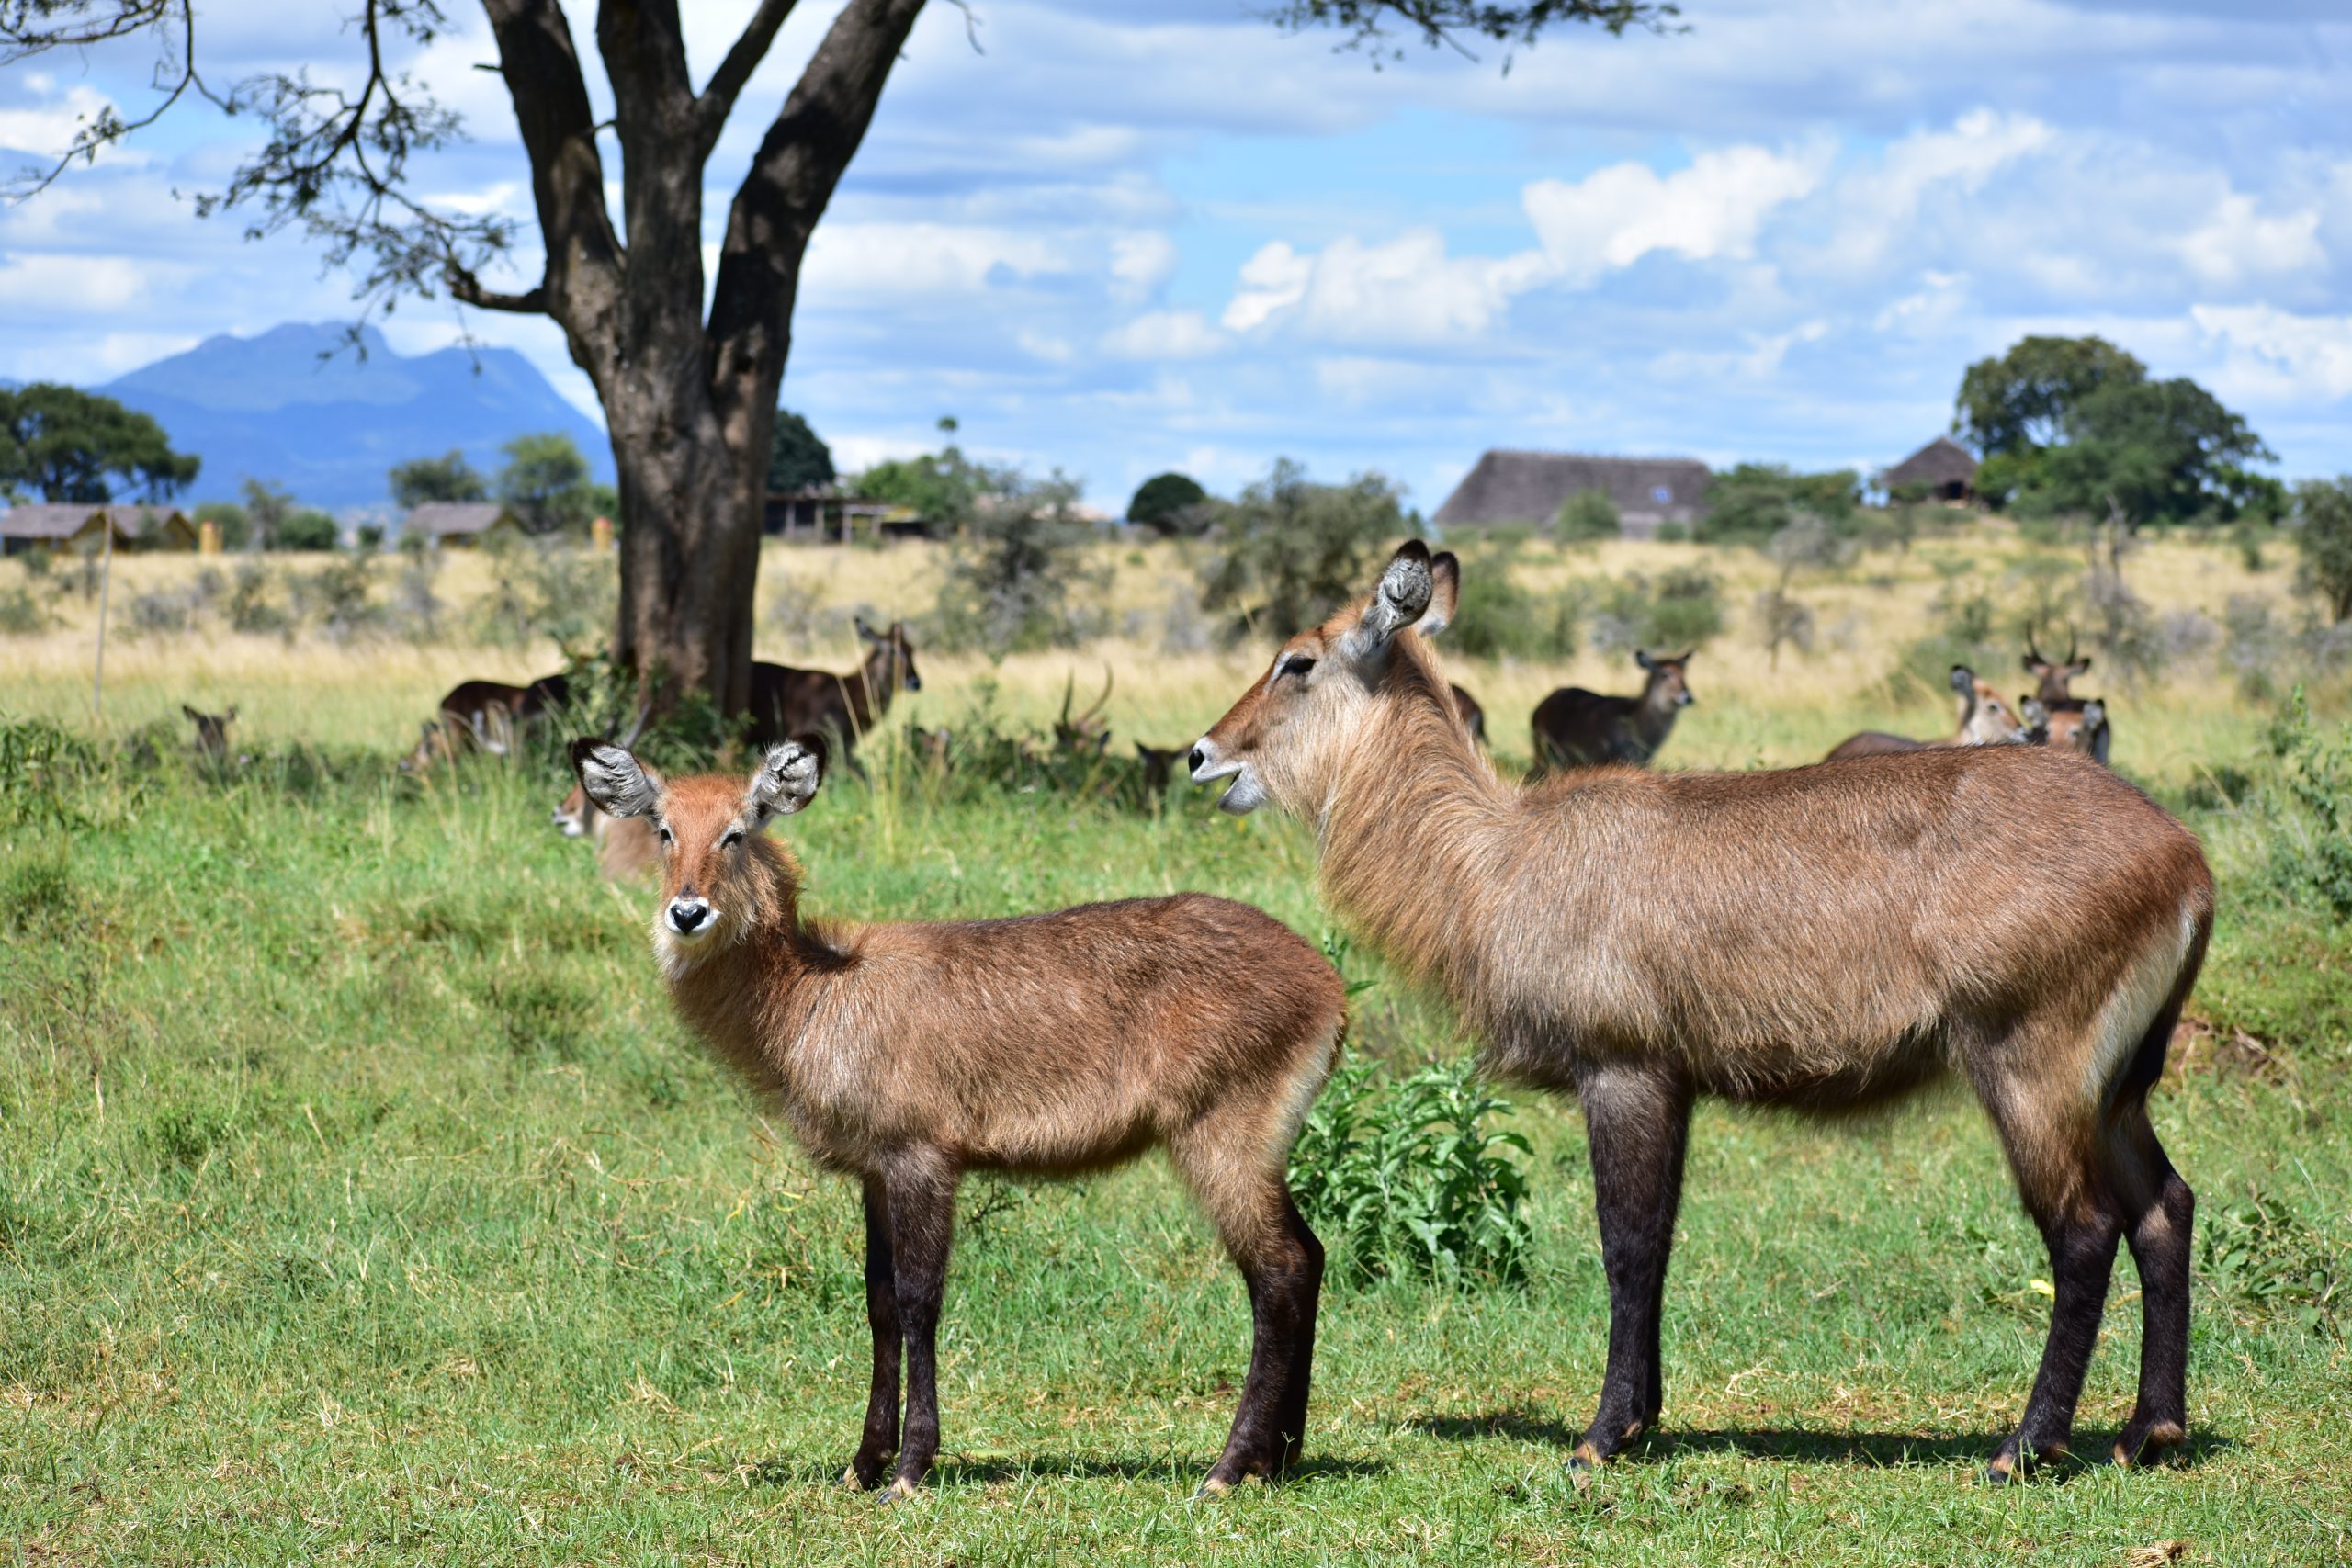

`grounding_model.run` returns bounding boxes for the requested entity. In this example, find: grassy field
[4,532,2349,1564]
